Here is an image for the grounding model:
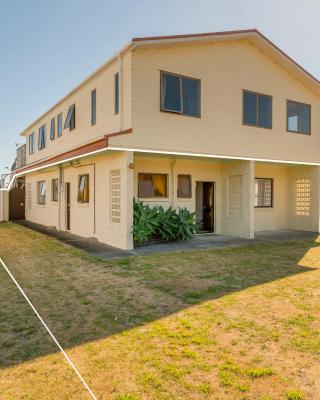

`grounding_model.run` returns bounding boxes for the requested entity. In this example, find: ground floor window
[77,175,89,203]
[52,179,58,202]
[138,173,168,198]
[177,174,192,198]
[37,181,46,205]
[255,178,273,208]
